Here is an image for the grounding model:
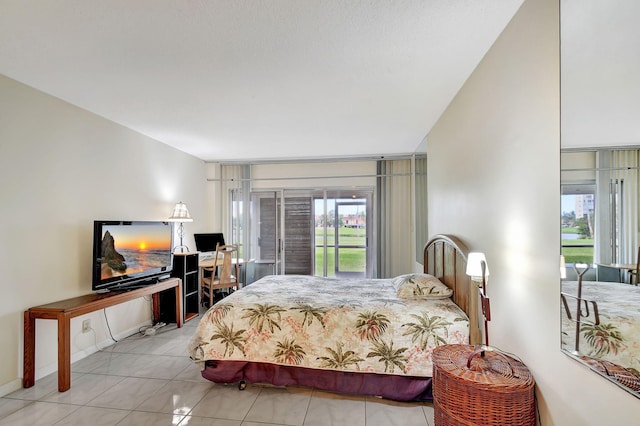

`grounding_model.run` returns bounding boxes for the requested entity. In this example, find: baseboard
[29,322,153,386]
[0,378,23,398]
